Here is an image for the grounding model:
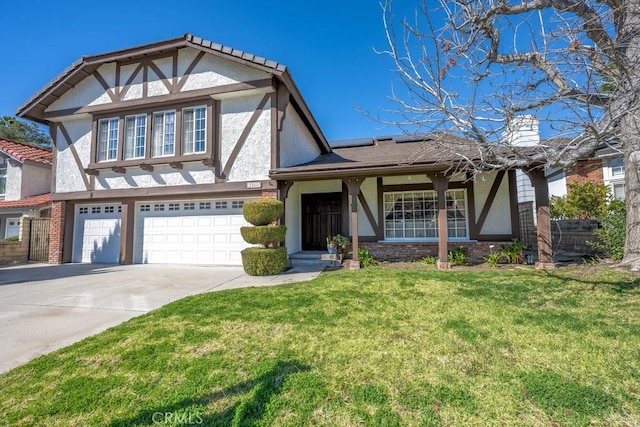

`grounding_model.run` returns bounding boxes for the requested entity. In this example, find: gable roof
[16,33,330,153]
[0,138,52,166]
